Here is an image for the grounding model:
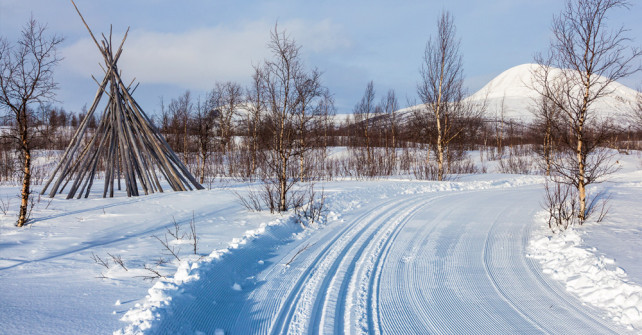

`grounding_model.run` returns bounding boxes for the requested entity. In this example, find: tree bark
[199,151,206,184]
[17,131,31,227]
[280,154,287,212]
